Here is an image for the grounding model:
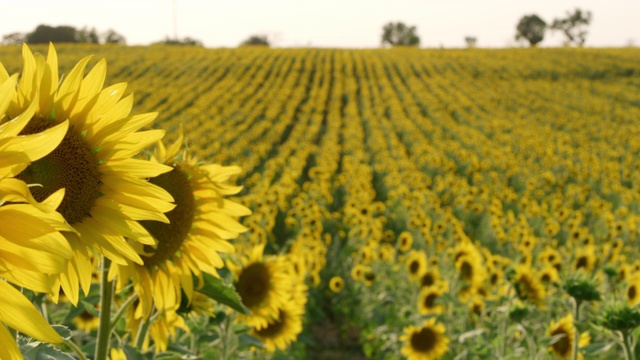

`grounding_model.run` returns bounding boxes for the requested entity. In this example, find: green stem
[134,307,158,350]
[622,331,634,360]
[572,299,581,360]
[65,339,89,360]
[94,257,114,360]
[108,293,138,334]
